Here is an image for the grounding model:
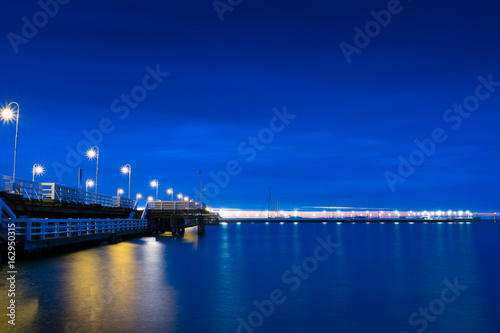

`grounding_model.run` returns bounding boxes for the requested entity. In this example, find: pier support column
[147,218,155,233]
[160,219,167,233]
[197,216,205,235]
[170,217,177,236]
[176,218,185,235]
